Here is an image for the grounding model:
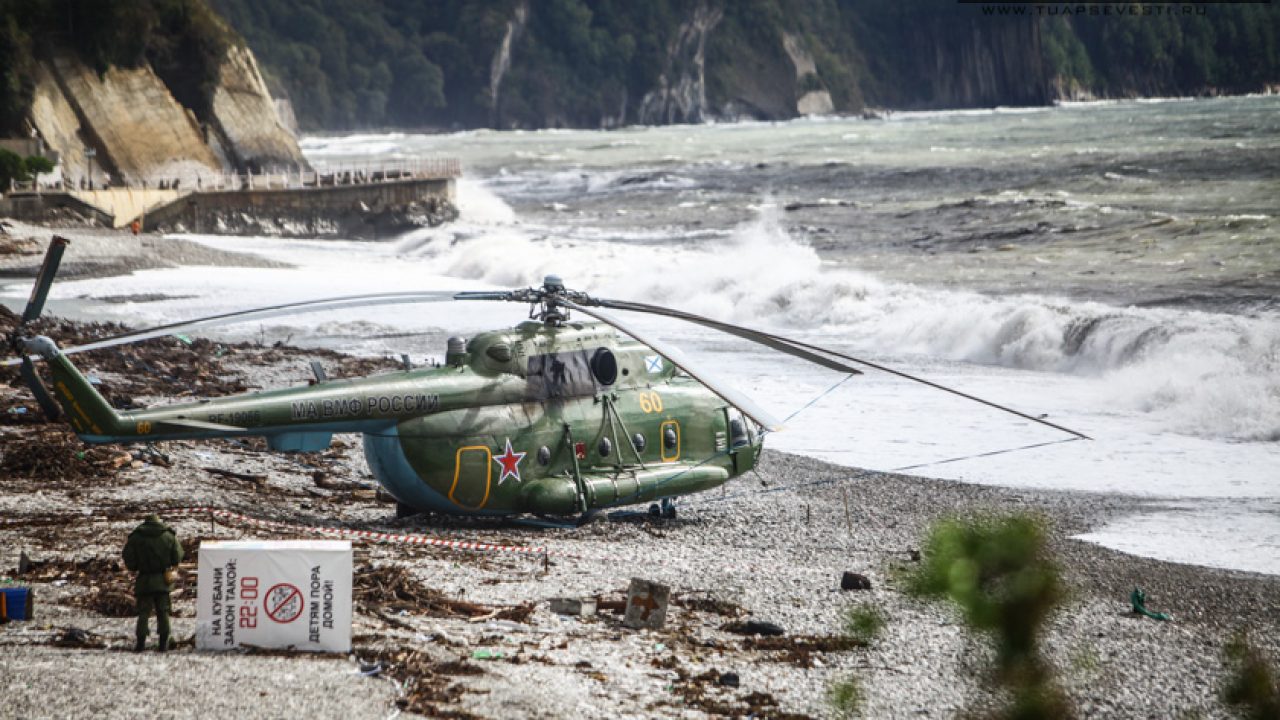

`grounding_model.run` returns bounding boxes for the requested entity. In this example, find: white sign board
[196,540,353,653]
